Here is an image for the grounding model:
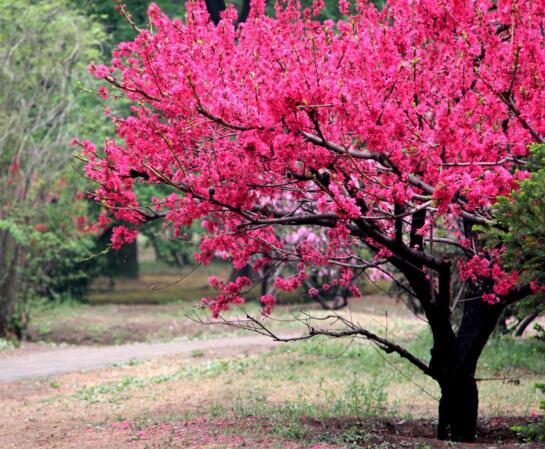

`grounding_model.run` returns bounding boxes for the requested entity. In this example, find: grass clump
[0,338,16,351]
[73,376,146,404]
[72,357,256,404]
[479,336,545,375]
[209,375,391,445]
[513,383,545,442]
